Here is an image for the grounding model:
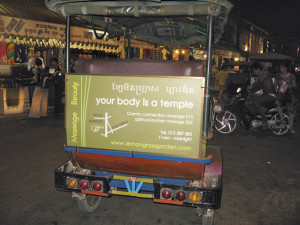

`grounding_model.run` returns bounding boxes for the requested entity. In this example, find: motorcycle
[211,87,290,136]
